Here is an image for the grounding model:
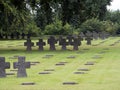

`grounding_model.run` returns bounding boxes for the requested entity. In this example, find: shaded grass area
[0,37,120,90]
